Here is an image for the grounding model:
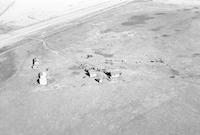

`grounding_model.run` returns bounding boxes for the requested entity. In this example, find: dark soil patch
[183,8,192,11]
[161,34,170,37]
[0,52,17,83]
[94,51,114,58]
[154,12,166,16]
[192,53,200,57]
[170,69,180,76]
[121,14,154,26]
